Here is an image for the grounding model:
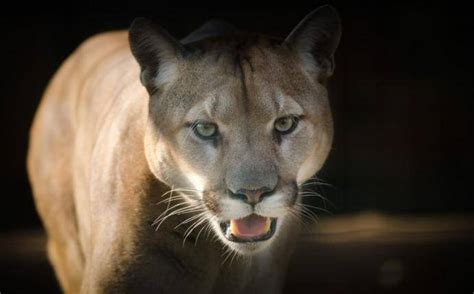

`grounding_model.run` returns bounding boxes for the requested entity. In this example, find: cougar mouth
[219,214,277,243]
